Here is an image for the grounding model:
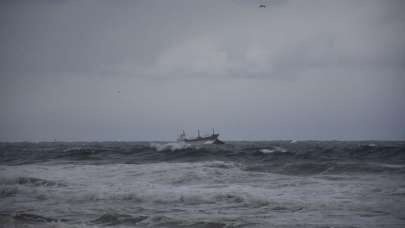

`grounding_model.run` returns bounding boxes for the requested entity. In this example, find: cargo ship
[177,129,225,144]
